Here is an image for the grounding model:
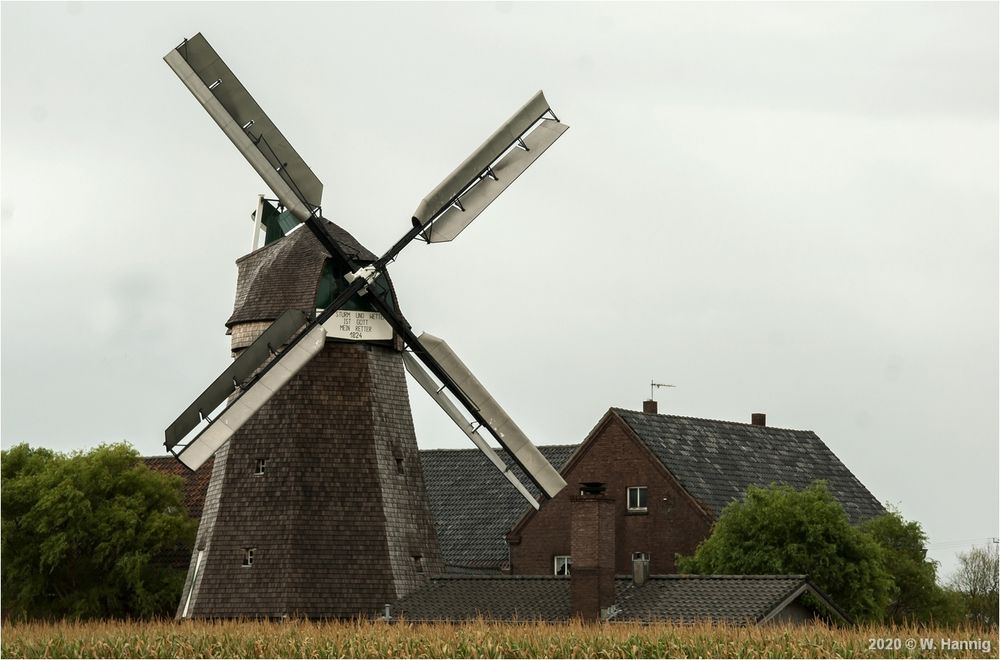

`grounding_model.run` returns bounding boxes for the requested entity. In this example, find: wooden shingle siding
[177,341,441,618]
